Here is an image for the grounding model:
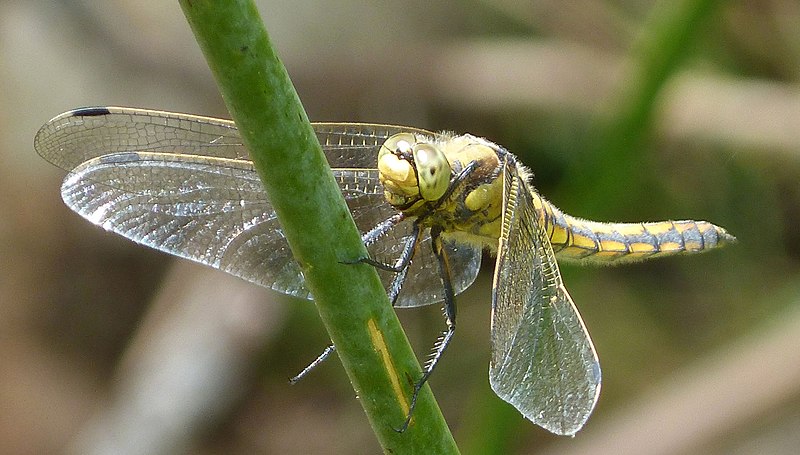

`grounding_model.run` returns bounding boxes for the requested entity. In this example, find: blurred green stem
[568,0,722,215]
[178,1,458,452]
